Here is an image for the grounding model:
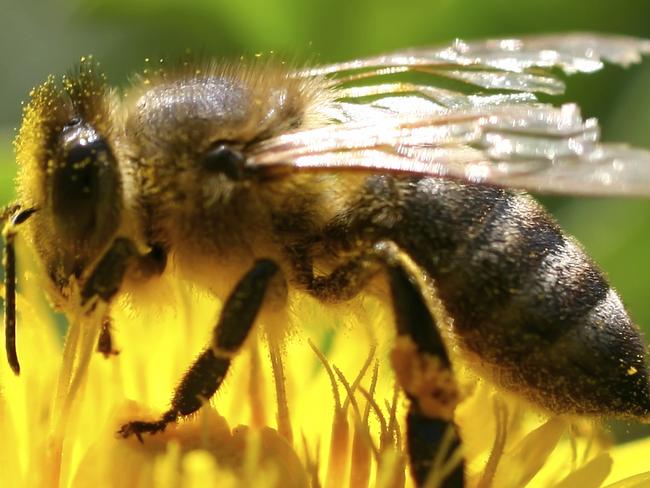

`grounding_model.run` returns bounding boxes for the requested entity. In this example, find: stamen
[309,339,349,488]
[248,340,268,428]
[477,397,508,488]
[269,338,292,444]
